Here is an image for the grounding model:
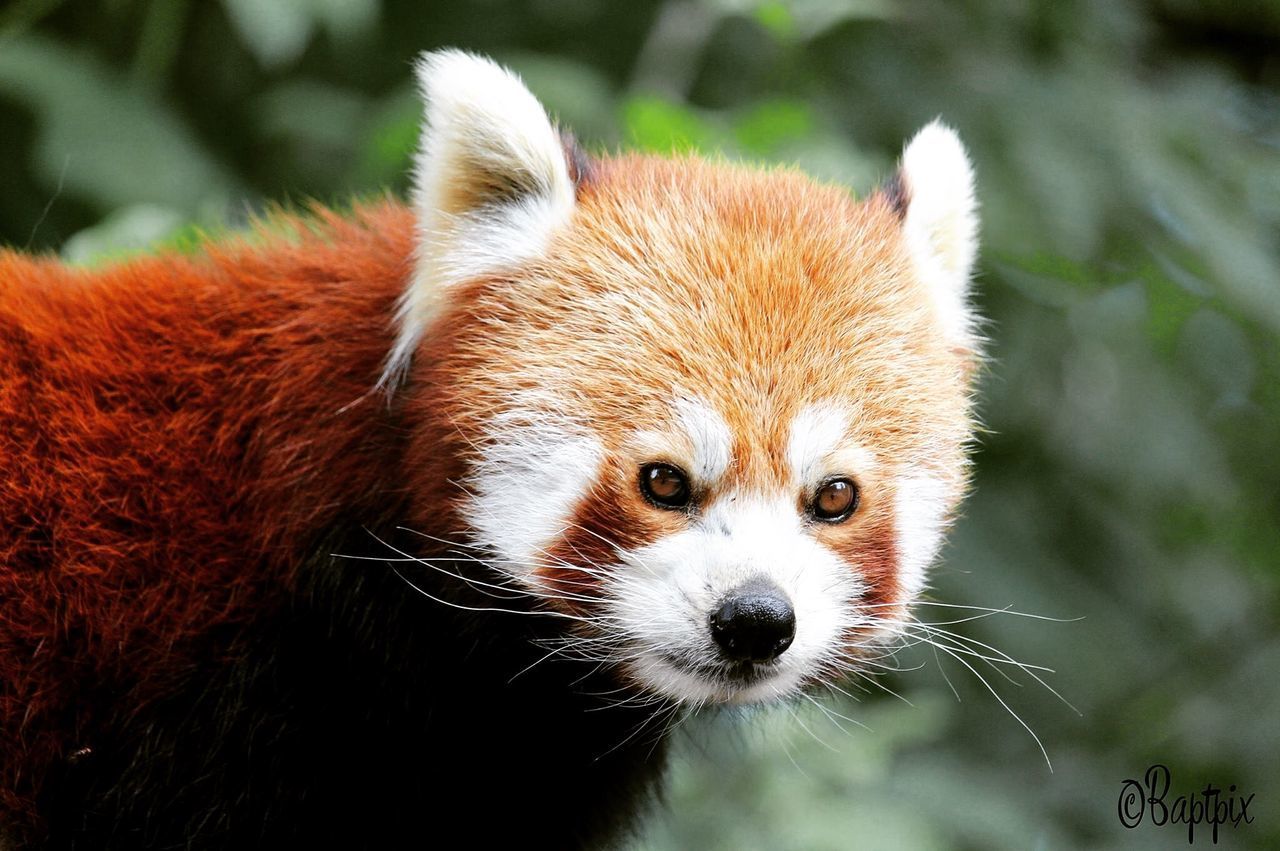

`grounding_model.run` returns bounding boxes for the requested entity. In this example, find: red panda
[0,50,980,849]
